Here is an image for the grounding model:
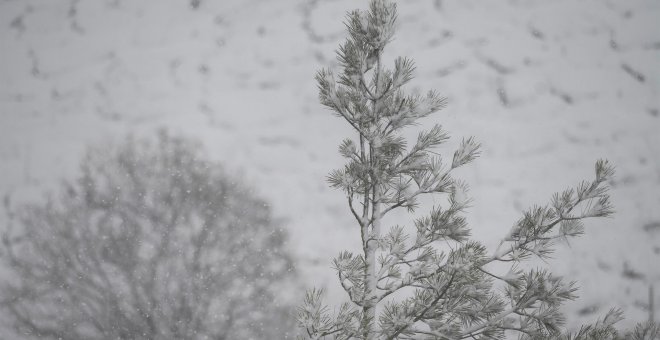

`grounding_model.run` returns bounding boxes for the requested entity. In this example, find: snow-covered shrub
[297,1,658,339]
[1,131,296,339]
